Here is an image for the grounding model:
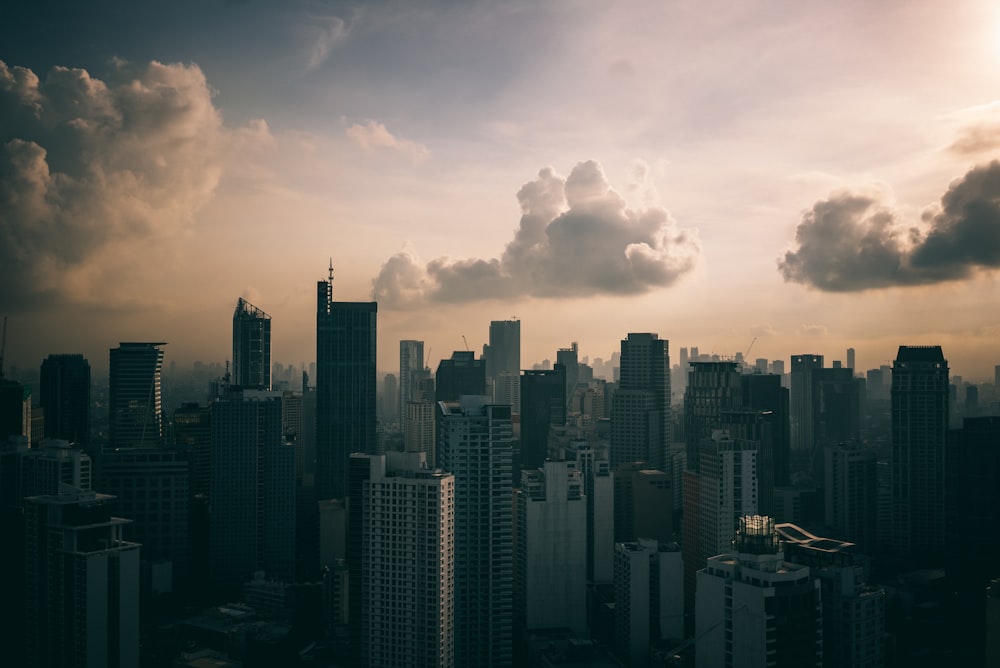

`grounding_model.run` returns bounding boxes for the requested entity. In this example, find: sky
[3,0,1000,381]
